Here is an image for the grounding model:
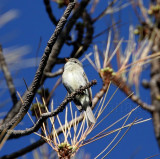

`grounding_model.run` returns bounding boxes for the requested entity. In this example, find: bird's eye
[74,61,77,63]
